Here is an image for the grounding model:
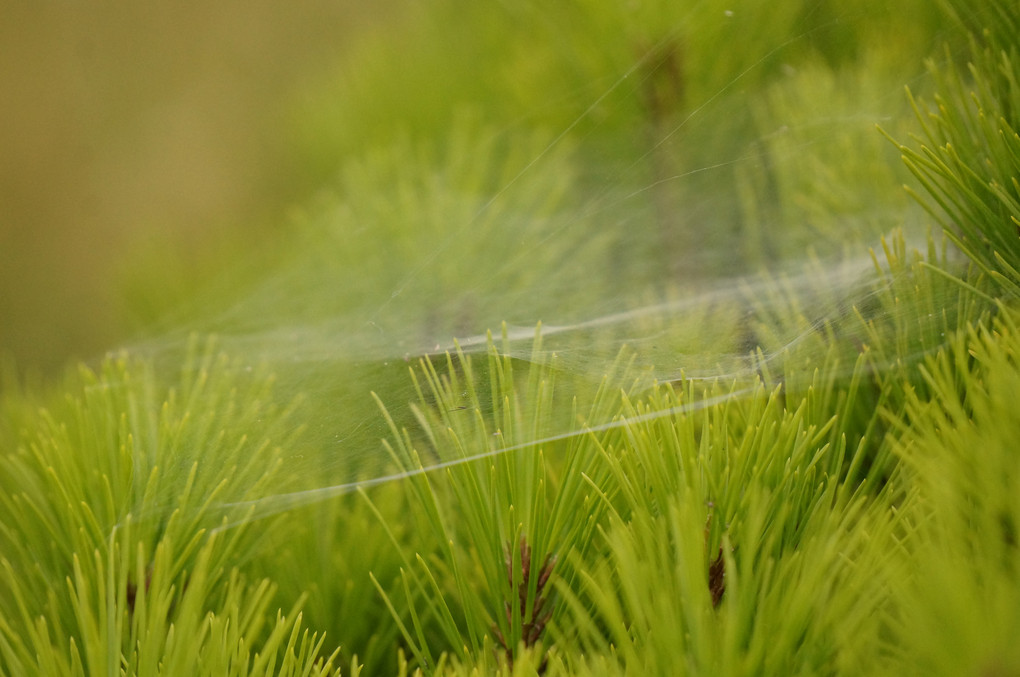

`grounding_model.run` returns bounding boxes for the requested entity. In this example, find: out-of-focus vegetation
[0,1,399,376]
[2,1,1020,675]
